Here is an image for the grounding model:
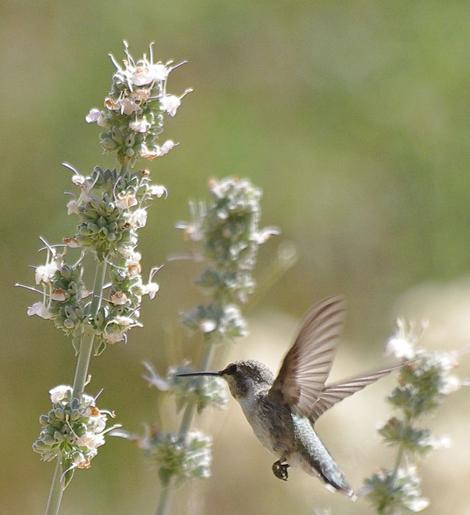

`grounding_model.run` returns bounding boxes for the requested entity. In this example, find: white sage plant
[138,177,278,515]
[363,320,462,514]
[19,42,190,515]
